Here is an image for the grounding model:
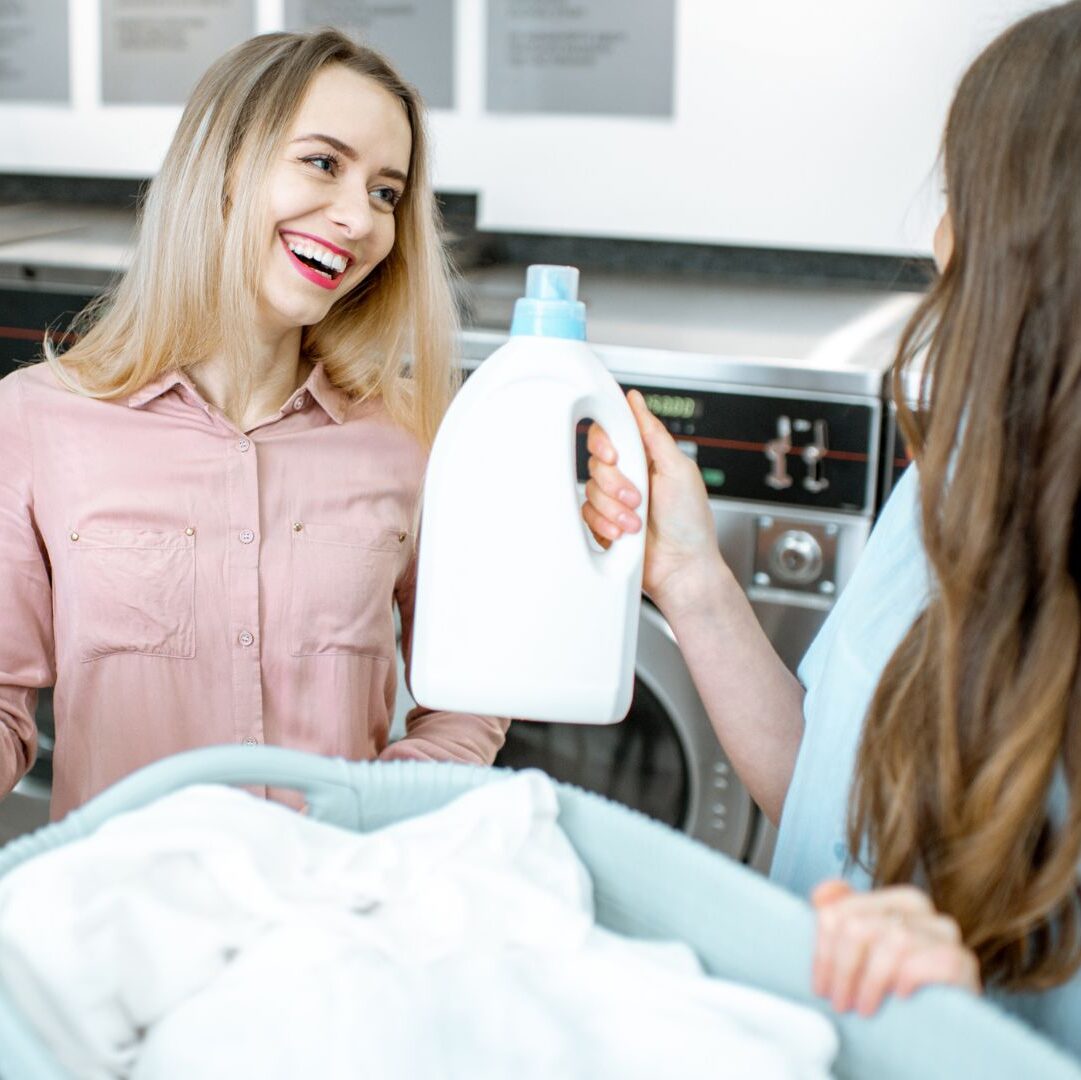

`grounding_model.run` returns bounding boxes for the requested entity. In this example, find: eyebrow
[292,133,408,184]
